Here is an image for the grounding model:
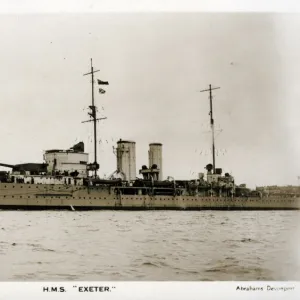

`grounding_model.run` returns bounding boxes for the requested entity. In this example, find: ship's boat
[0,63,299,210]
